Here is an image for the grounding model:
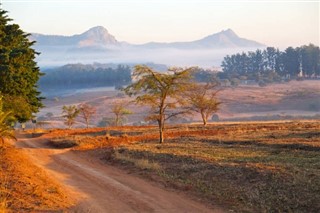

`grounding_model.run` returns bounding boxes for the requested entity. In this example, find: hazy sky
[1,0,319,48]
